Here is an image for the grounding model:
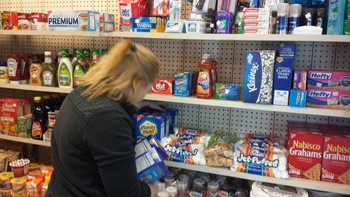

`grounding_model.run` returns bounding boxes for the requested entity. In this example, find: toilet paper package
[231,134,289,179]
[307,89,350,109]
[243,51,276,104]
